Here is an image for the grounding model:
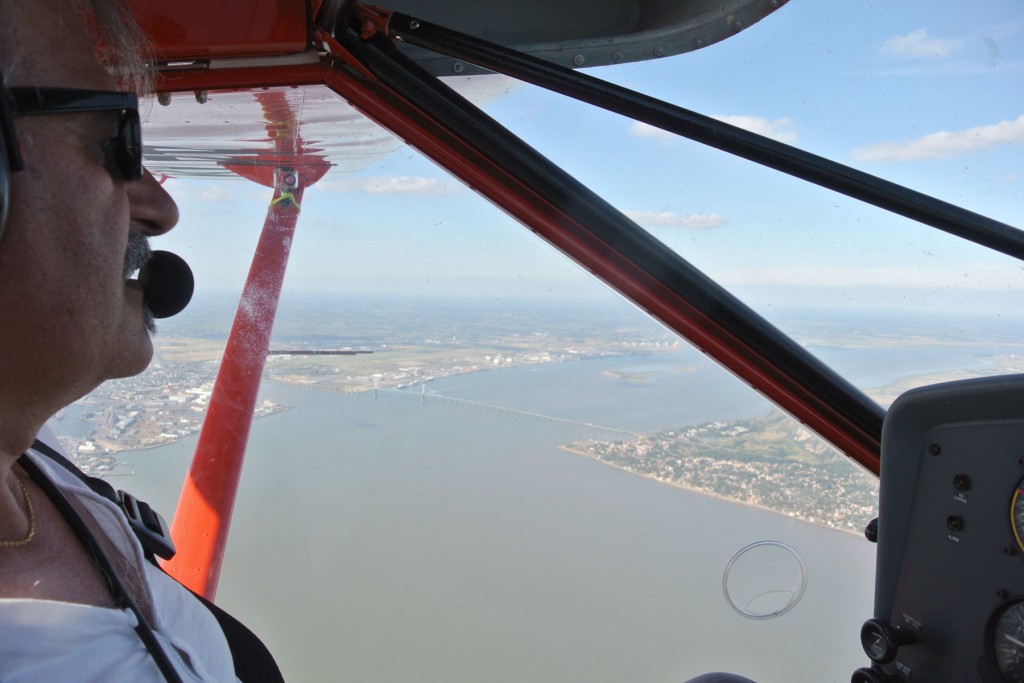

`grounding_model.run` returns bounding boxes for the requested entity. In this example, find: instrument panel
[854,374,1024,682]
